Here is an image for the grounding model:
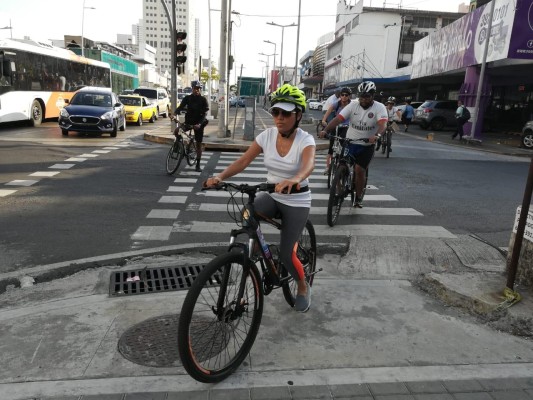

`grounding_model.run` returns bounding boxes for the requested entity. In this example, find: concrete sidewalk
[1,110,533,399]
[2,235,533,399]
